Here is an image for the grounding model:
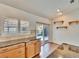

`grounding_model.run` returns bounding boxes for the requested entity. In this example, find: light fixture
[57,9,63,16]
[57,9,60,12]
